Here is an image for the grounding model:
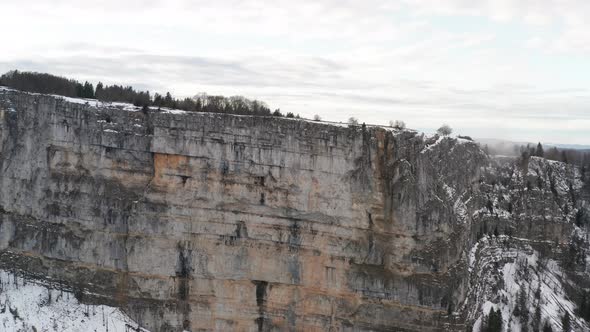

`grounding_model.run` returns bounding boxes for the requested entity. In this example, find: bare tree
[389,120,406,129]
[348,117,359,126]
[313,114,322,121]
[437,124,453,136]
